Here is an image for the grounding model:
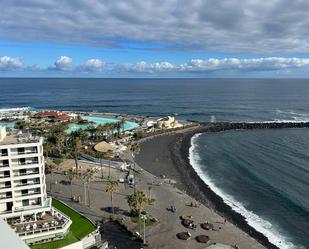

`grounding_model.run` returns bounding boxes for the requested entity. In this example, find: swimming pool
[0,121,16,129]
[67,115,139,133]
[0,116,139,133]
